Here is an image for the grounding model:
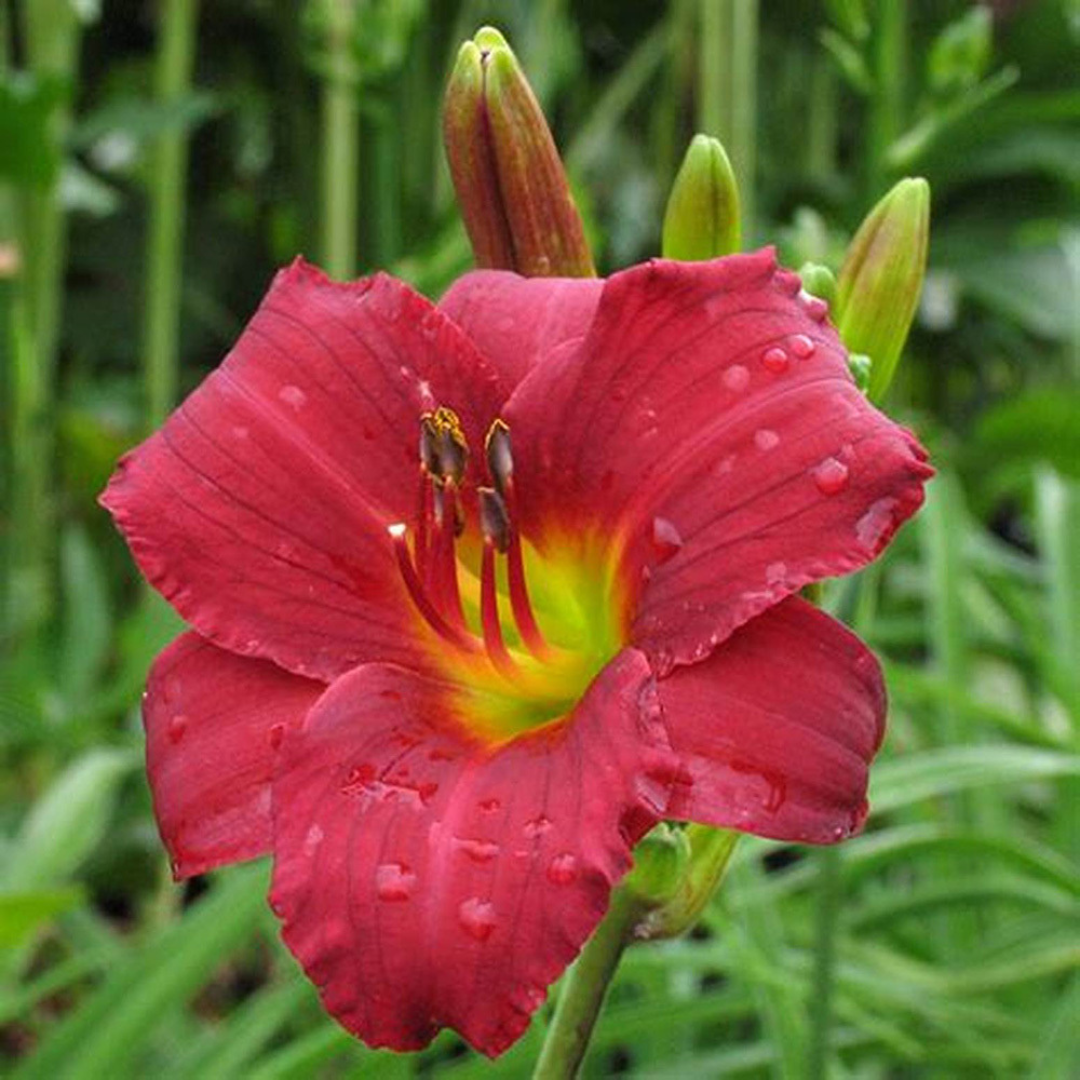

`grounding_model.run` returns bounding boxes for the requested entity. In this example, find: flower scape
[101,249,931,1056]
